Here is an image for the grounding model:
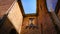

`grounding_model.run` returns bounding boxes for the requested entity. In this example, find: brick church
[0,0,60,34]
